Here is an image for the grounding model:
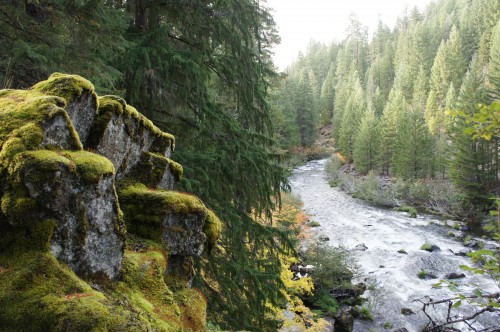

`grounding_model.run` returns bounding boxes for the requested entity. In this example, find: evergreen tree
[378,88,405,175]
[393,107,433,179]
[353,105,380,174]
[450,55,496,207]
[320,63,336,125]
[338,68,365,160]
